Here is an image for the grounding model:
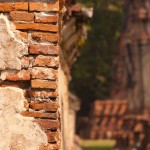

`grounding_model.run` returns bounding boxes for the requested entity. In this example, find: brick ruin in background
[78,99,150,150]
[77,1,150,149]
[108,0,150,149]
[0,1,61,150]
[111,0,150,114]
